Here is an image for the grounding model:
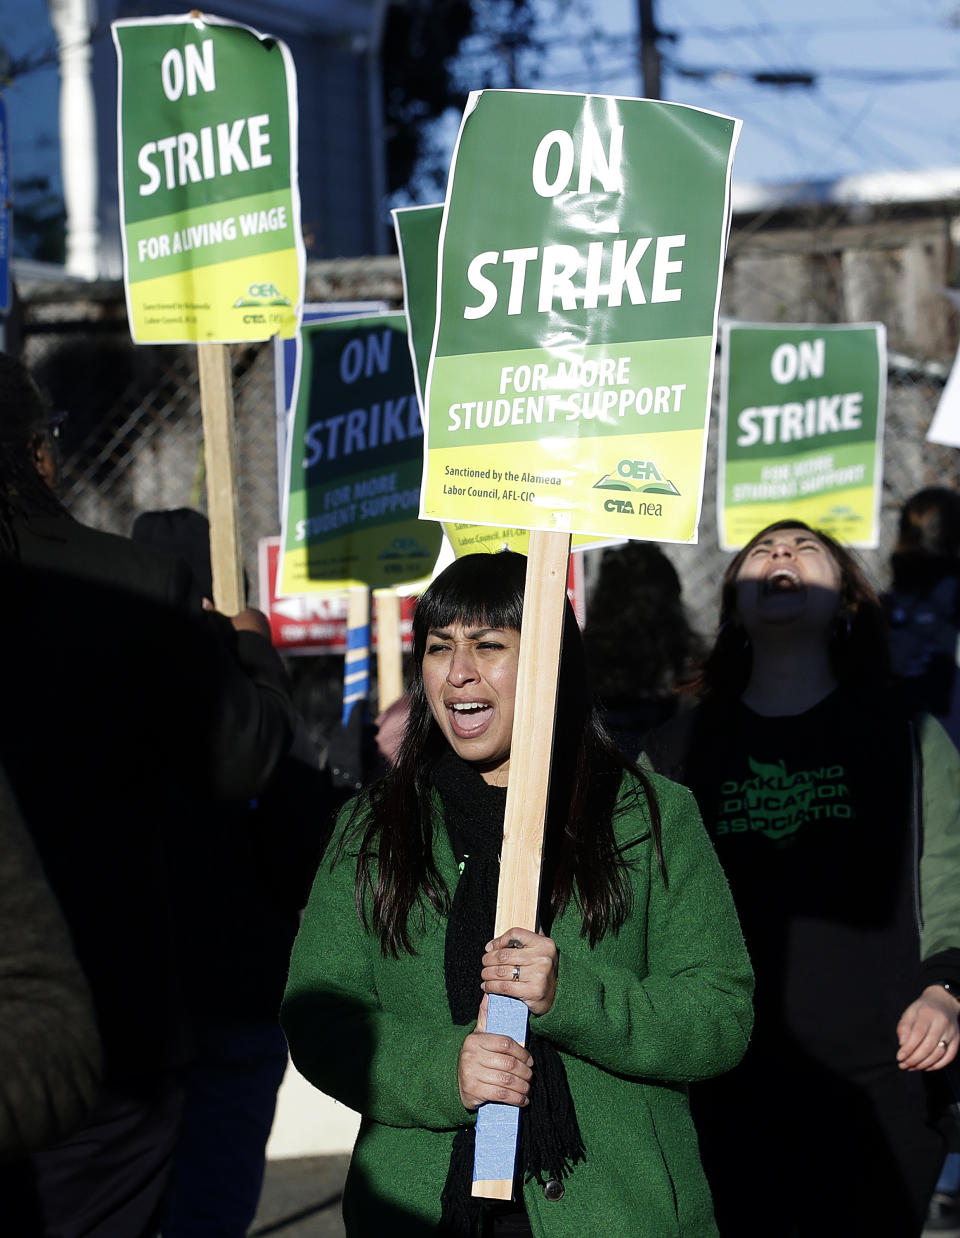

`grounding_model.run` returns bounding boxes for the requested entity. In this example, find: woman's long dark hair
[890,487,960,594]
[698,519,890,702]
[895,487,960,559]
[340,550,664,956]
[583,541,703,705]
